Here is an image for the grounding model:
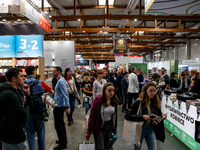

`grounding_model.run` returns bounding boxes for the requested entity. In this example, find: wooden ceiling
[1,0,200,61]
